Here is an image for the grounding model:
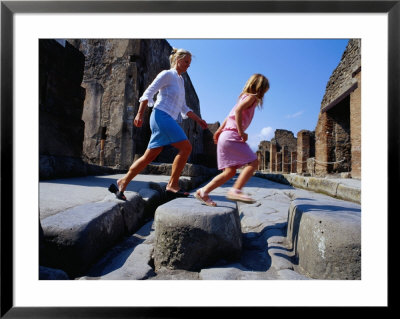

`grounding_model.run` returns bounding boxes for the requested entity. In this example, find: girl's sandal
[195,188,217,207]
[226,188,256,204]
